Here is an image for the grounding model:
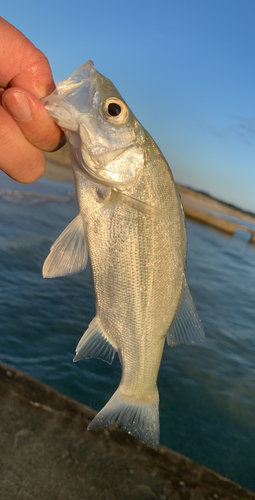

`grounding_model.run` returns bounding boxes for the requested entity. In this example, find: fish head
[43,61,145,189]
